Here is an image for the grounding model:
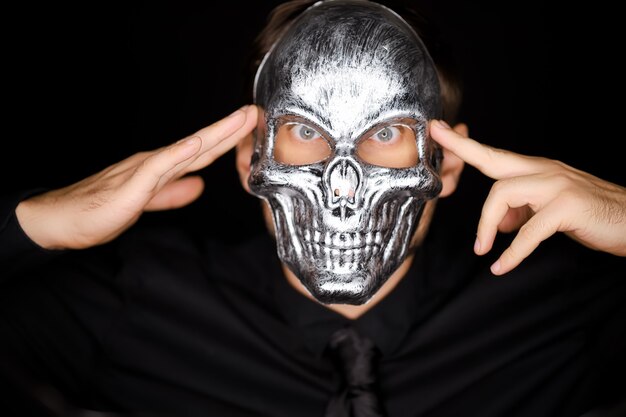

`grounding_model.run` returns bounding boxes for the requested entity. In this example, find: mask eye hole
[274,122,332,165]
[356,124,418,168]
